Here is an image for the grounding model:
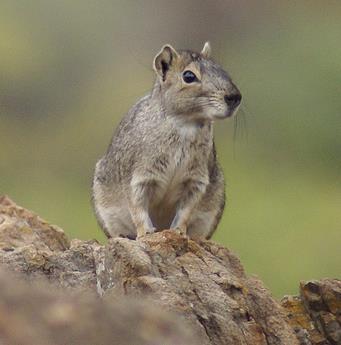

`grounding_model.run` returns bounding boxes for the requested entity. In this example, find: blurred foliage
[0,1,340,297]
